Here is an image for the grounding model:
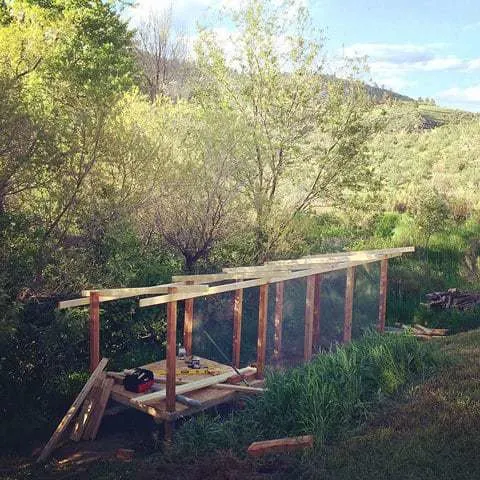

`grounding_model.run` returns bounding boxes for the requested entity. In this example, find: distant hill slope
[366,84,479,129]
[366,84,414,103]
